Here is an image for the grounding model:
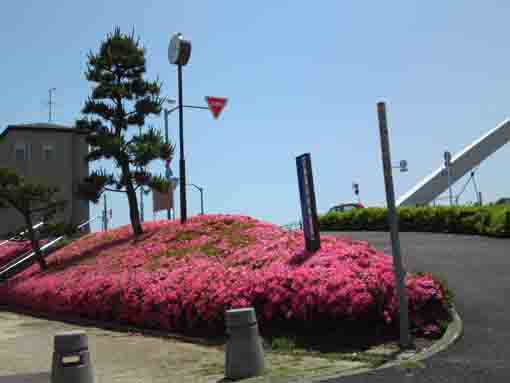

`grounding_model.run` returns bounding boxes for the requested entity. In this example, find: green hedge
[319,205,510,237]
